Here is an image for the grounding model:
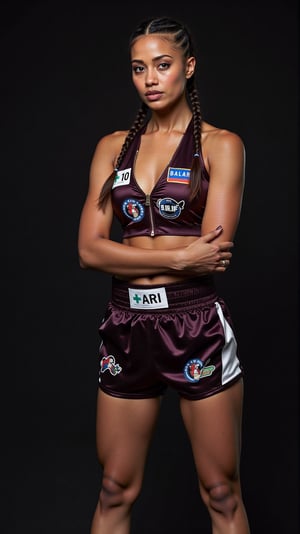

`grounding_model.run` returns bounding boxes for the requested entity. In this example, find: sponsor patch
[128,287,169,309]
[157,197,185,219]
[183,358,216,382]
[122,199,144,222]
[112,168,131,188]
[167,167,191,184]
